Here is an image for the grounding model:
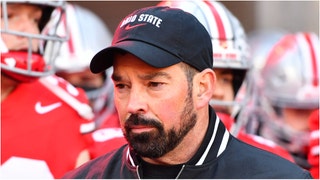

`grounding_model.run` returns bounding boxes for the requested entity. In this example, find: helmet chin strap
[38,77,95,133]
